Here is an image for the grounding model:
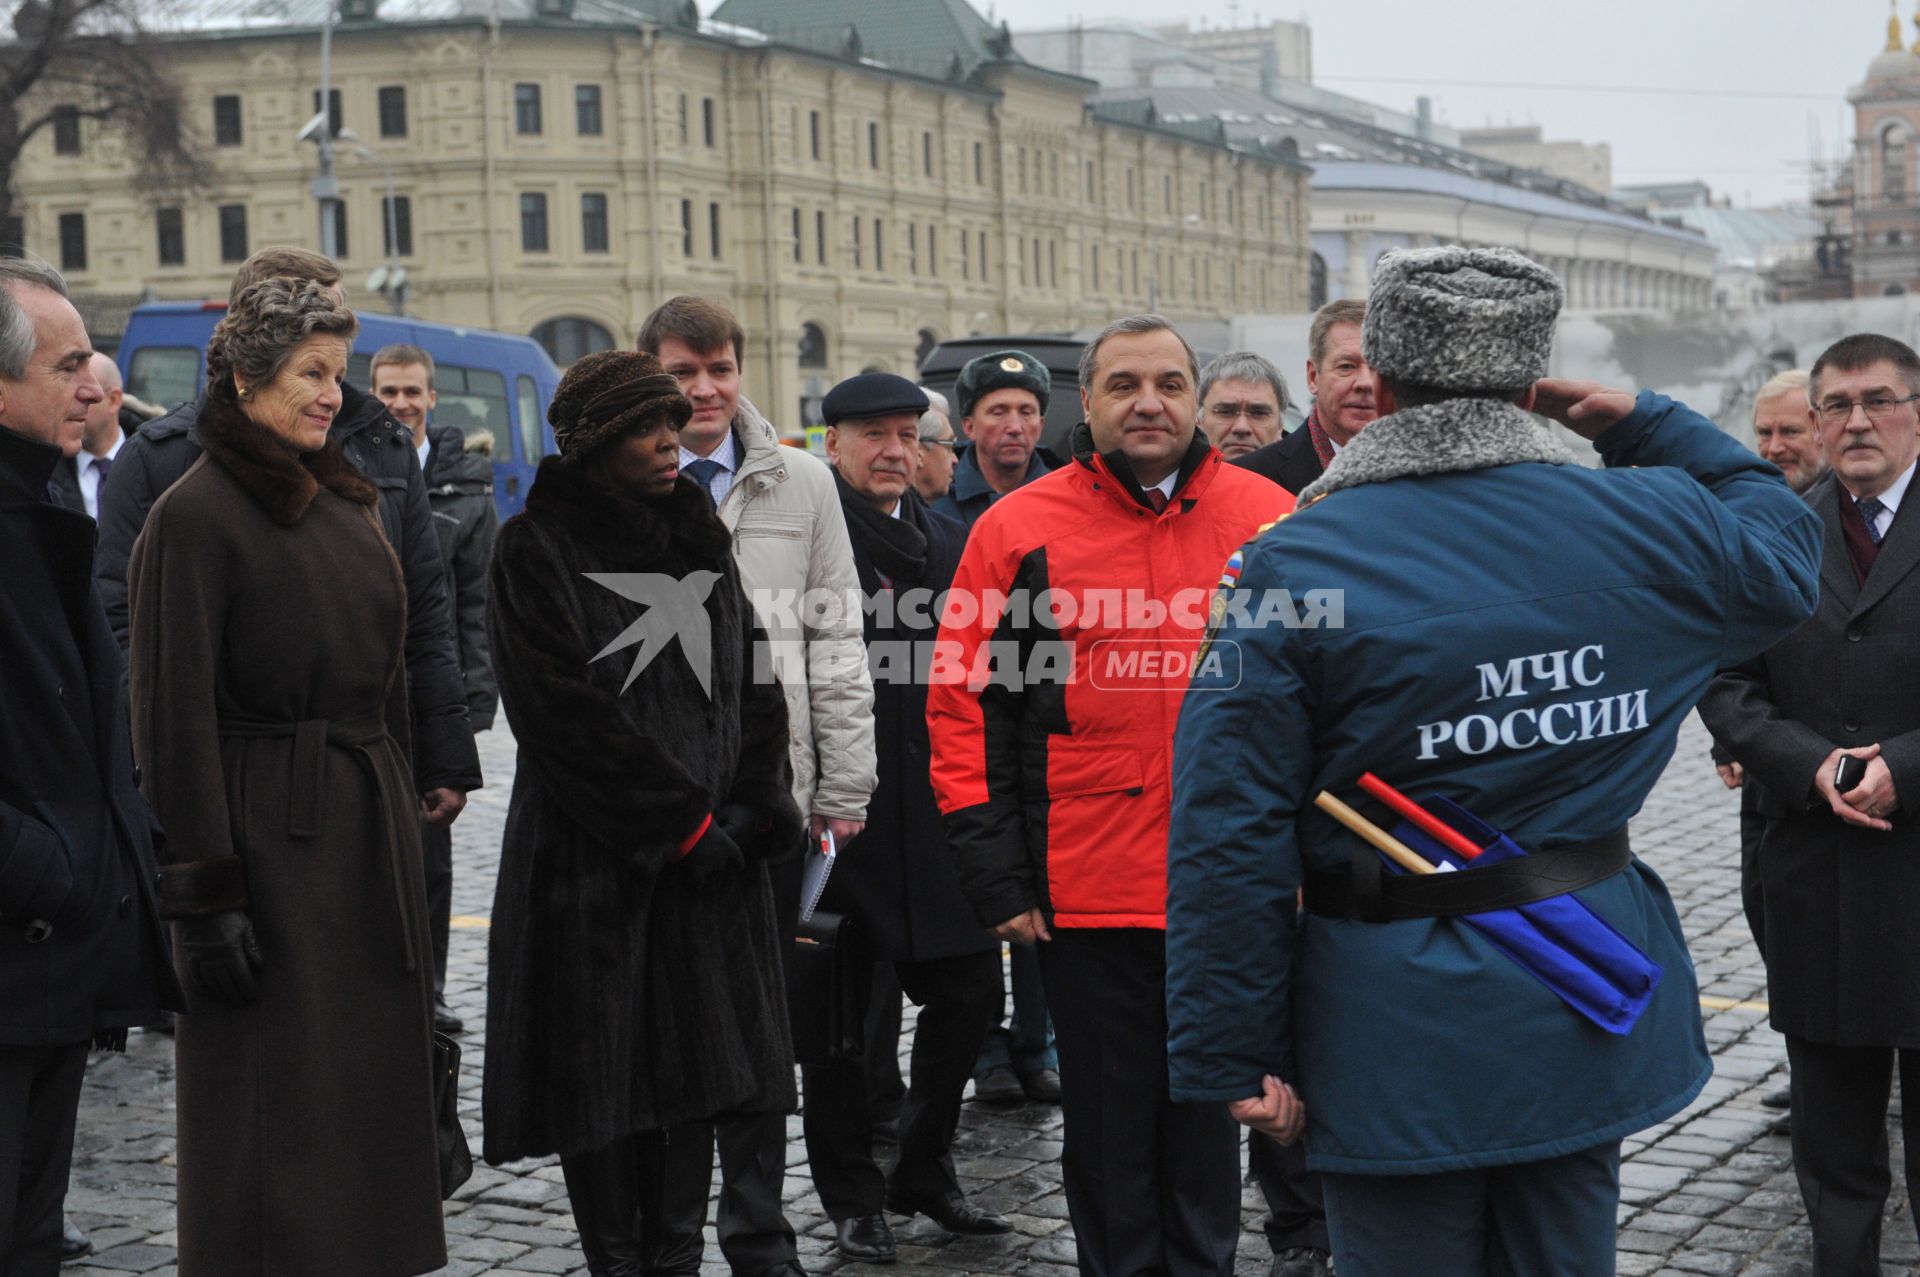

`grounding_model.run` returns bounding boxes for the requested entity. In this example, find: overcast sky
[713,0,1900,207]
